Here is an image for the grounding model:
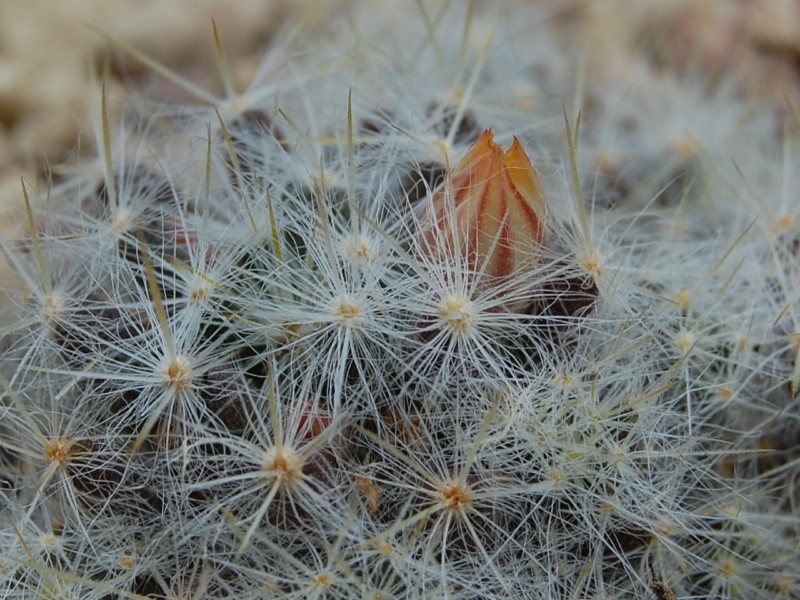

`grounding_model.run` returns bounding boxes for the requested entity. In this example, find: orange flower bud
[422,129,547,284]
